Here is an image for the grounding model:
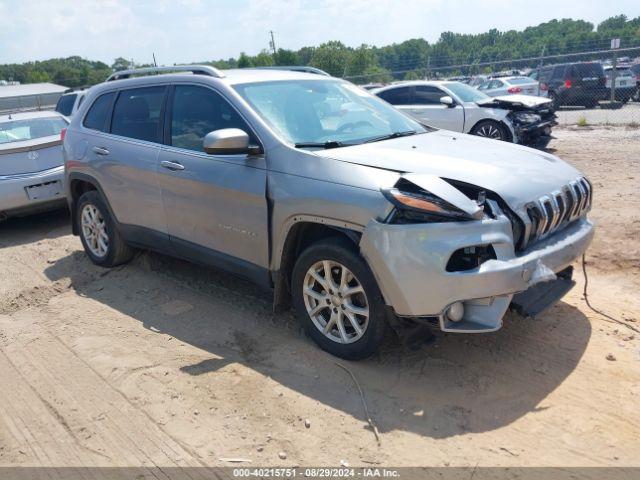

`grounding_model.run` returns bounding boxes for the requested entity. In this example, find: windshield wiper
[364,130,418,144]
[294,140,346,149]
